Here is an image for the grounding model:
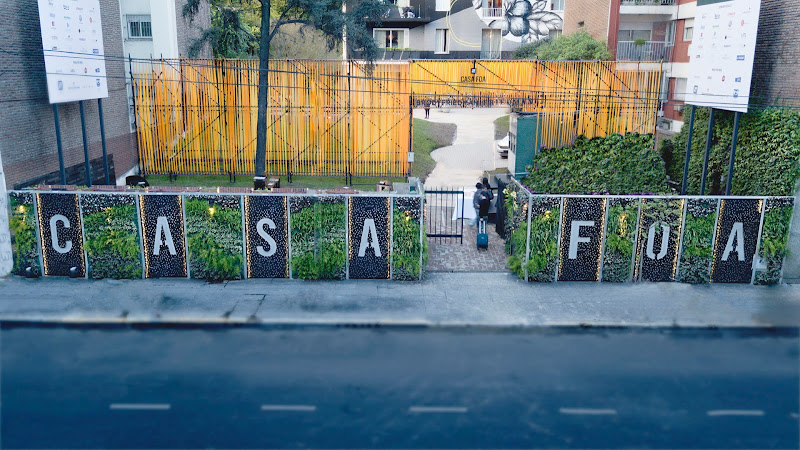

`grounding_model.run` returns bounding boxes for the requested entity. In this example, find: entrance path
[420,108,509,188]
